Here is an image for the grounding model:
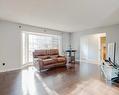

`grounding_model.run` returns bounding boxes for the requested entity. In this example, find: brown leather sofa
[33,49,67,72]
